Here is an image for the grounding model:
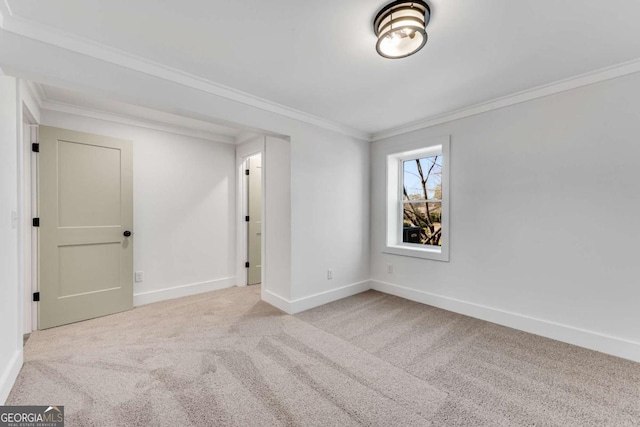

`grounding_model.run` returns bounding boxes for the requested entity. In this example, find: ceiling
[5,0,640,134]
